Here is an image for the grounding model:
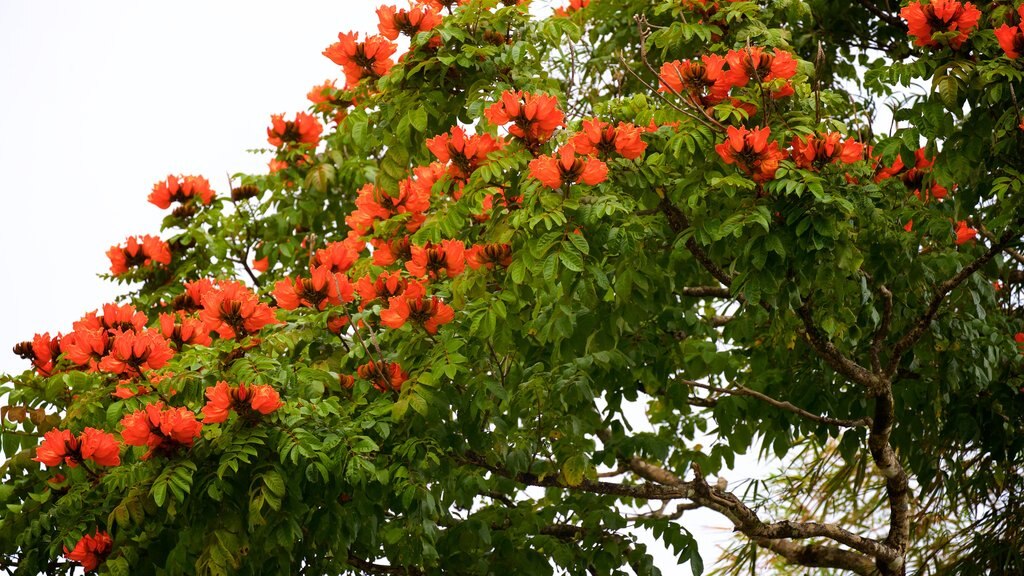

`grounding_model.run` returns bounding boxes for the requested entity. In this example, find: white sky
[0,1,767,571]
